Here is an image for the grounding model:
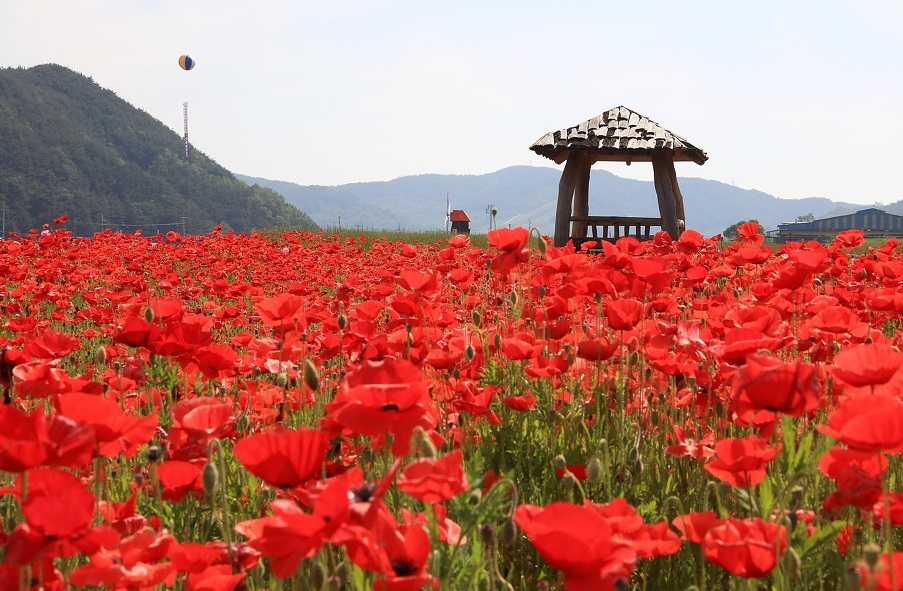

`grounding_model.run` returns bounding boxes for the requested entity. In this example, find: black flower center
[390,559,418,577]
